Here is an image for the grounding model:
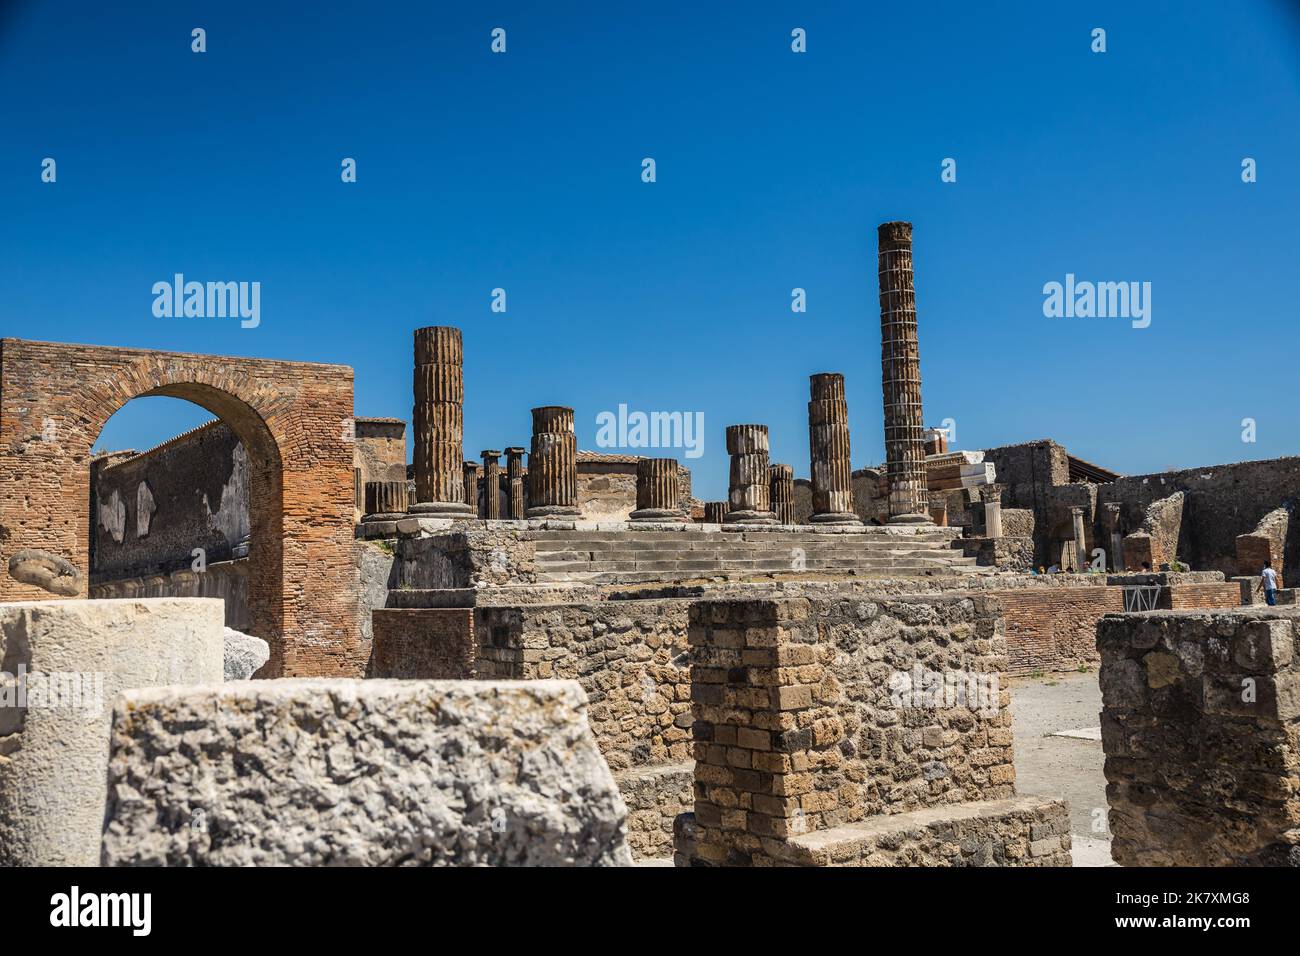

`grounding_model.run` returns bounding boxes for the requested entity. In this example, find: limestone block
[222,627,270,680]
[6,548,82,596]
[0,598,224,866]
[101,678,633,867]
